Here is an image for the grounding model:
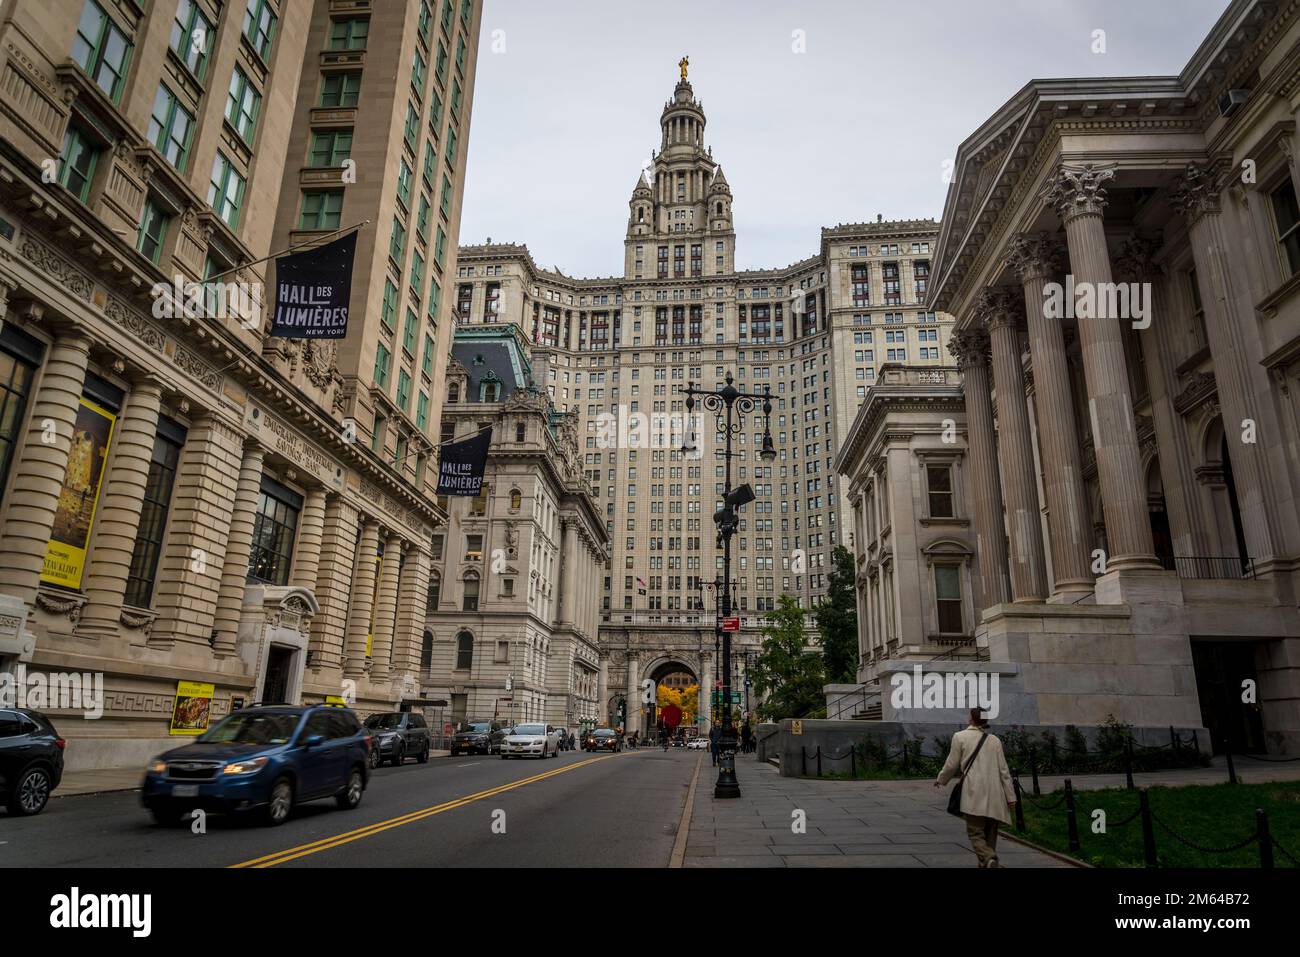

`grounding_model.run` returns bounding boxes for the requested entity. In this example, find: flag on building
[271,231,358,339]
